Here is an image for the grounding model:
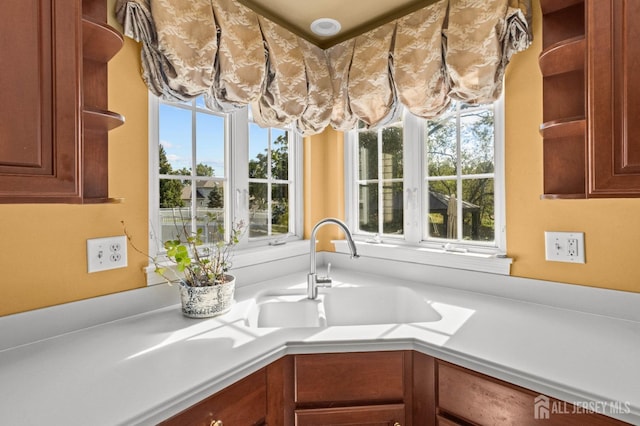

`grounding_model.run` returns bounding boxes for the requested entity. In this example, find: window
[355,121,404,236]
[248,121,294,238]
[347,98,505,252]
[149,96,302,259]
[425,102,501,246]
[153,97,228,246]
